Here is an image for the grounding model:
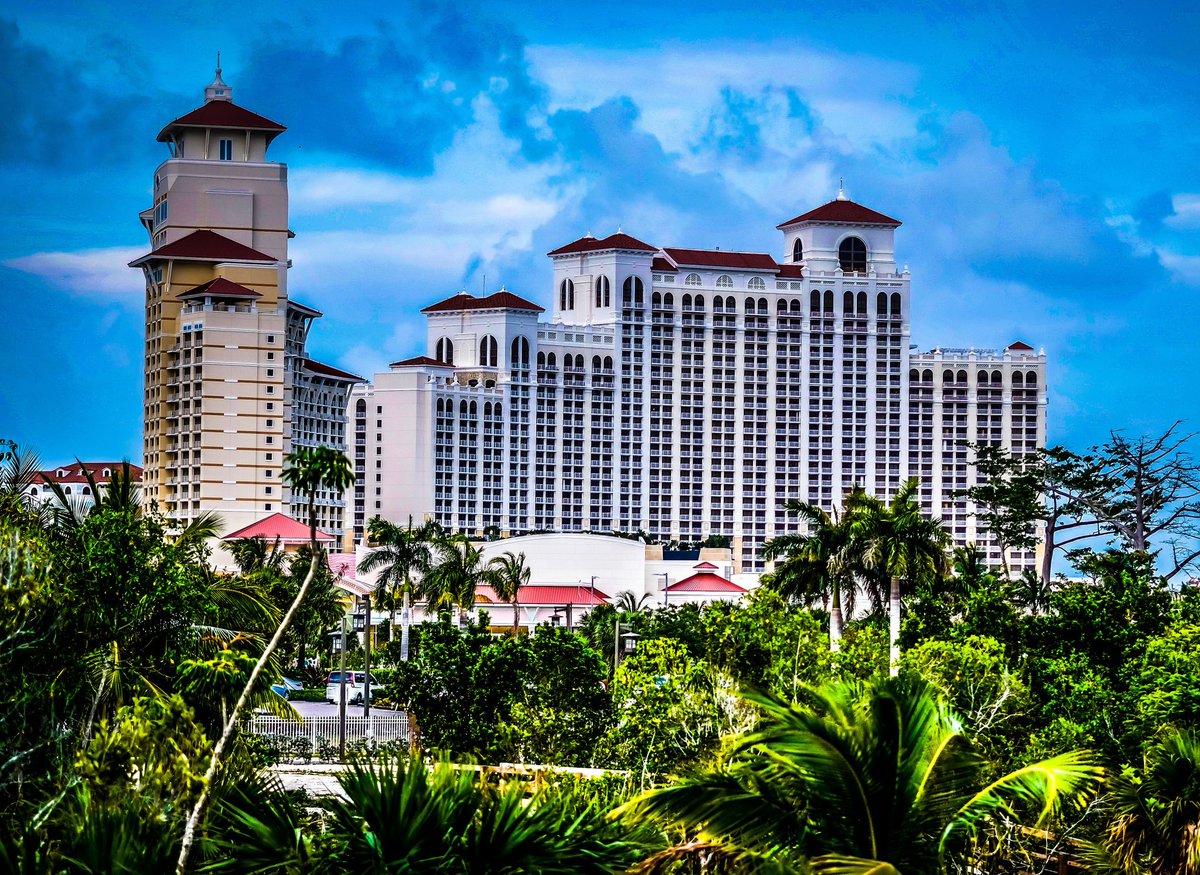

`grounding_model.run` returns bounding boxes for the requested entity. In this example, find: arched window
[537,351,546,369]
[838,236,867,273]
[592,355,601,371]
[469,401,477,415]
[758,298,768,313]
[822,290,833,312]
[436,399,445,412]
[716,274,733,288]
[460,400,469,415]
[792,238,803,263]
[957,370,967,383]
[603,355,613,370]
[547,353,556,369]
[81,486,91,496]
[1013,371,1024,386]
[595,275,610,307]
[978,371,990,385]
[877,292,888,317]
[748,276,765,290]
[356,399,366,413]
[943,369,954,383]
[436,337,454,364]
[843,291,854,313]
[922,369,933,382]
[743,297,754,313]
[664,293,674,307]
[992,370,1002,384]
[684,273,702,286]
[910,369,920,381]
[559,279,575,310]
[479,335,498,367]
[856,292,867,314]
[790,299,802,314]
[511,337,521,367]
[652,291,662,308]
[890,293,902,318]
[777,299,789,313]
[726,296,736,311]
[1026,371,1038,385]
[622,276,645,306]
[811,290,821,312]
[484,402,493,416]
[682,294,692,309]
[694,295,705,309]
